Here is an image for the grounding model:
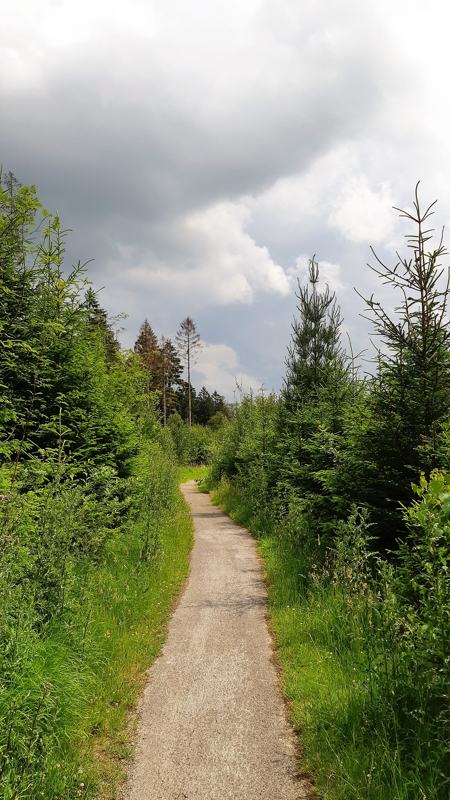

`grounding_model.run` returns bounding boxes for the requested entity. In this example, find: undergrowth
[211,476,450,800]
[0,445,193,800]
[82,485,192,799]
